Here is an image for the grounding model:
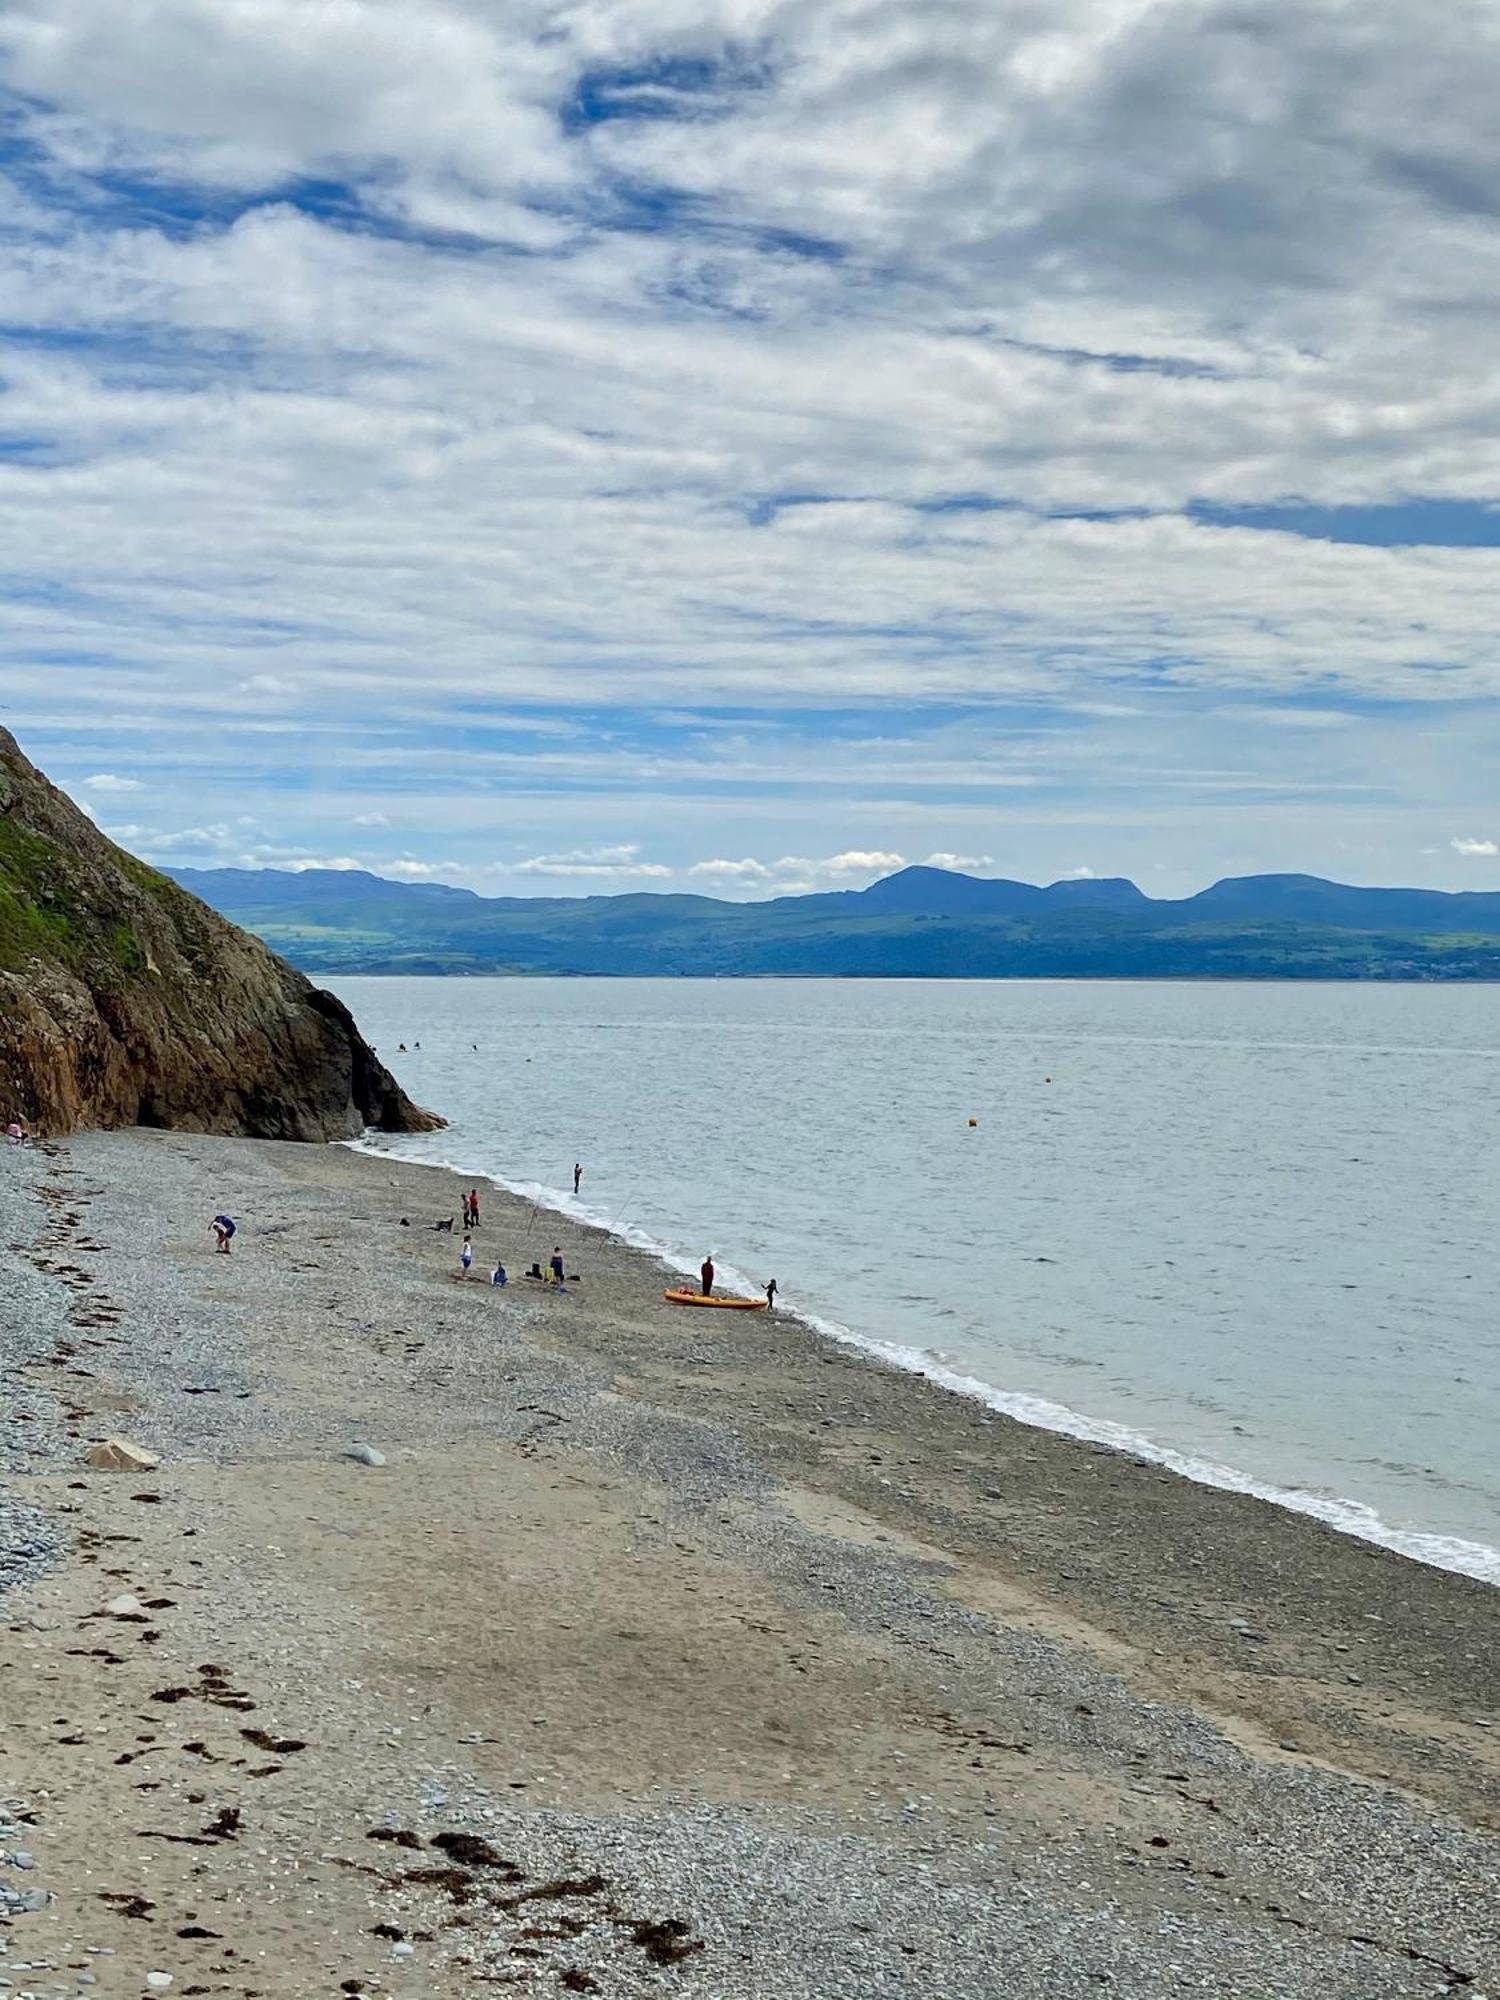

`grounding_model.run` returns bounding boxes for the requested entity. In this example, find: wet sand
[0,1129,1496,1998]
